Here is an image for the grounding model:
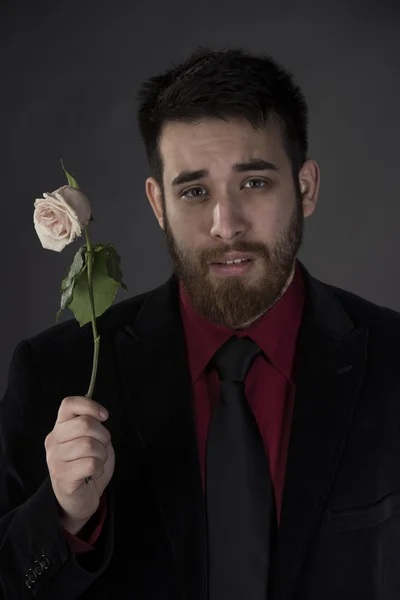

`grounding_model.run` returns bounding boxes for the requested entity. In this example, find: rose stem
[85,227,100,399]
